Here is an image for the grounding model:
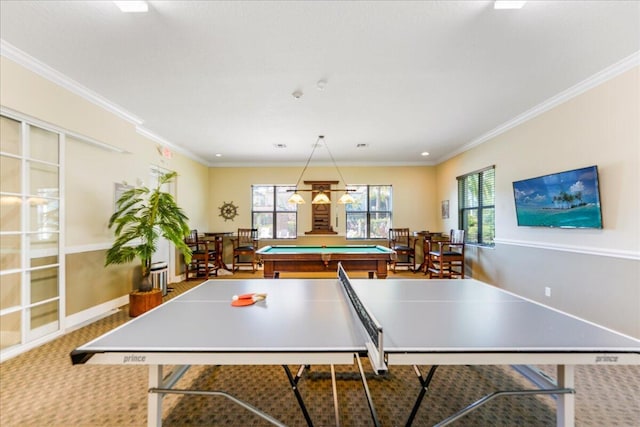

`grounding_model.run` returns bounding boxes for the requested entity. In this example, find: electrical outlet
[545,287,551,297]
